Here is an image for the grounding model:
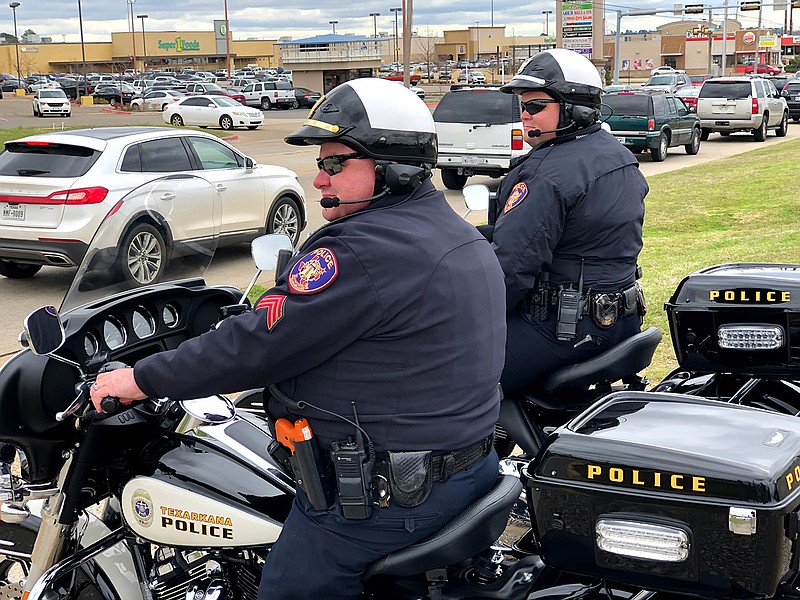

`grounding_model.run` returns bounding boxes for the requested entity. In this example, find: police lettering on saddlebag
[665,263,800,379]
[526,392,800,598]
